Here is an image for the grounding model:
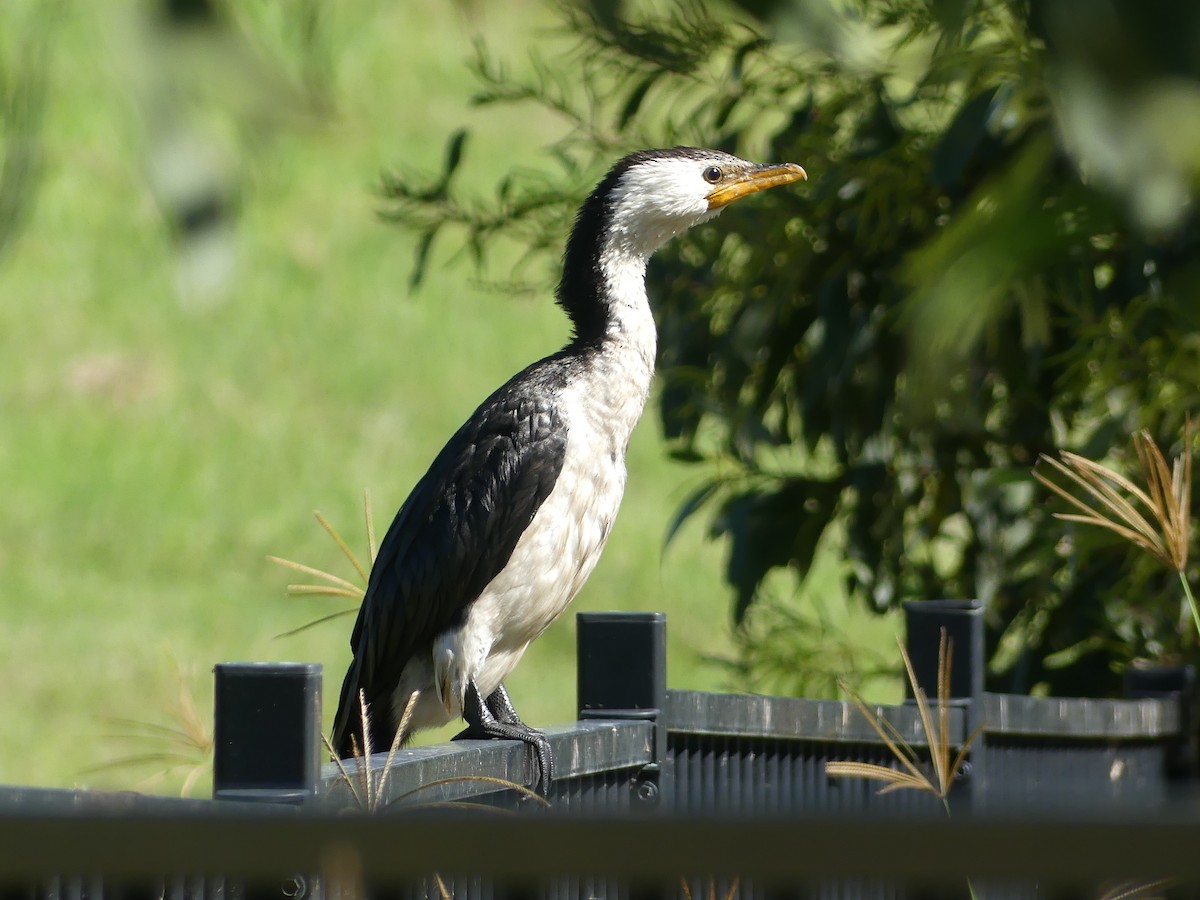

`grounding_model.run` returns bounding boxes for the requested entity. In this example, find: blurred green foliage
[383,0,1200,696]
[0,0,49,264]
[1,0,775,791]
